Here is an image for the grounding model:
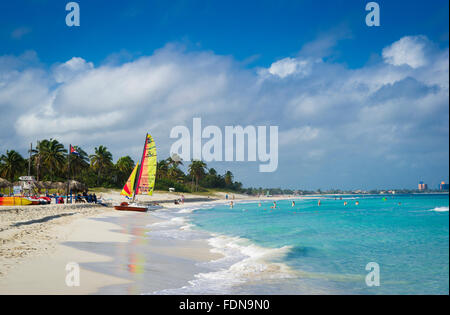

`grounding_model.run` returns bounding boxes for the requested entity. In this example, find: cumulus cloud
[266,57,311,78]
[0,36,448,189]
[382,35,429,68]
[52,57,94,83]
